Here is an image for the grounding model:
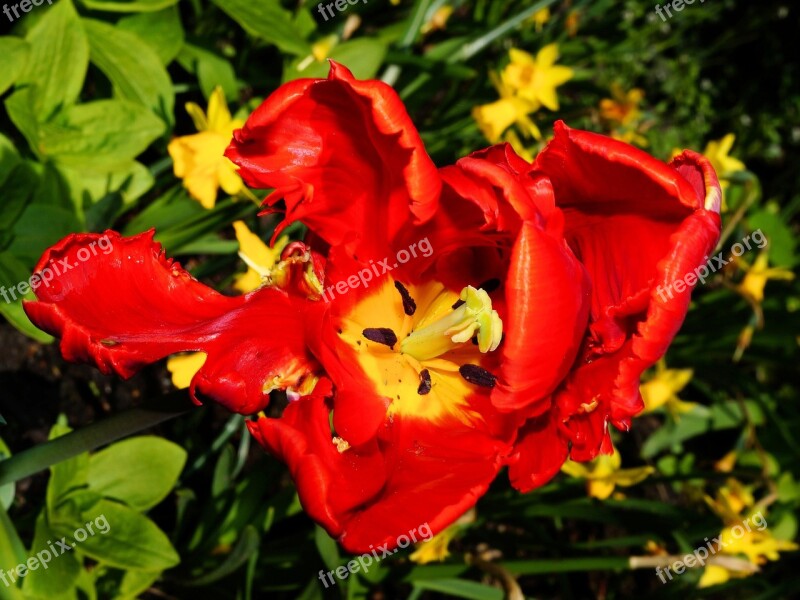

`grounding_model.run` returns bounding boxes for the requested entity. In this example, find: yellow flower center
[337,278,503,425]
